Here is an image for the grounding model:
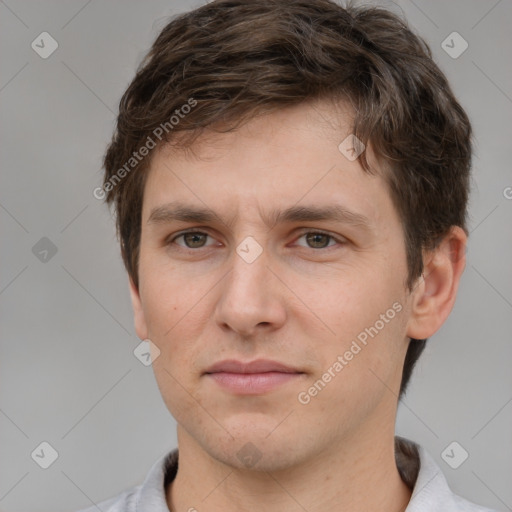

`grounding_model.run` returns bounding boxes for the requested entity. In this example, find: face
[131,100,415,471]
